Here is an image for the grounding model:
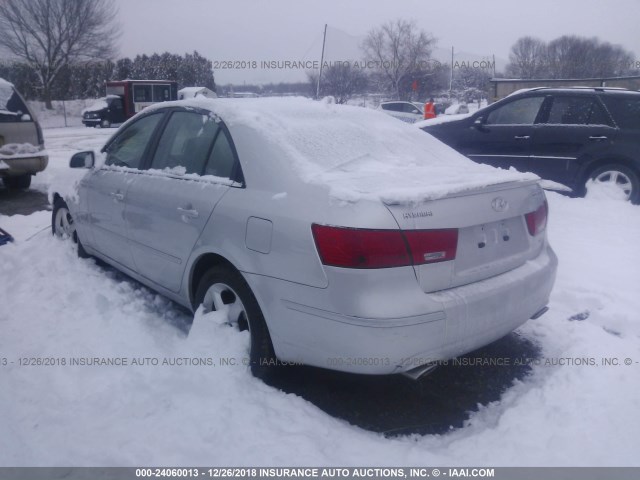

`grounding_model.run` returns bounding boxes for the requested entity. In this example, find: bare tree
[0,0,120,108]
[308,63,368,104]
[506,35,636,80]
[545,35,635,78]
[505,36,547,79]
[362,19,435,100]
